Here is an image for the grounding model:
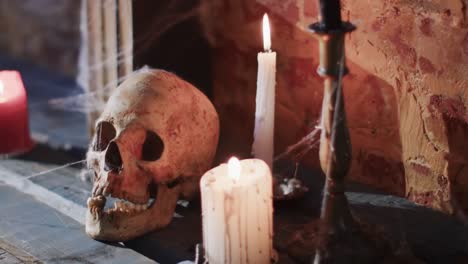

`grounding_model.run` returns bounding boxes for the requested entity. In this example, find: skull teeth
[113,200,149,212]
[87,194,154,217]
[87,188,155,218]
